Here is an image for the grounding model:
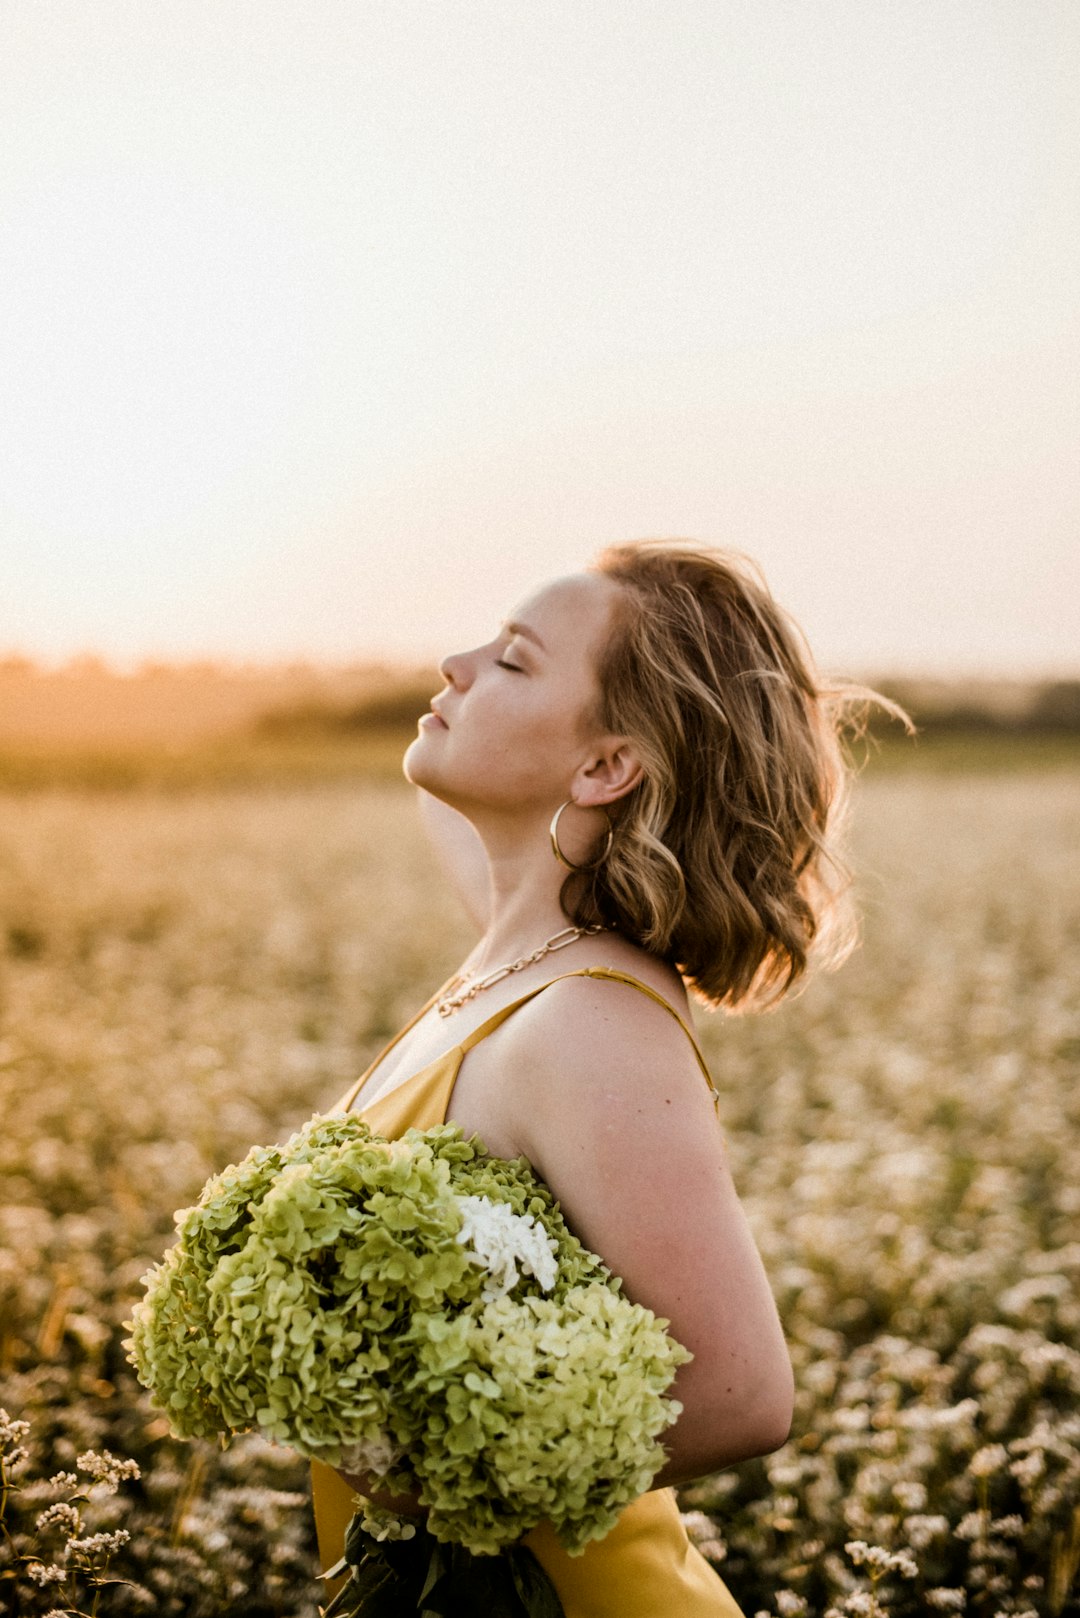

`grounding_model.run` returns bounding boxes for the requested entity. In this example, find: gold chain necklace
[436,924,604,1017]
